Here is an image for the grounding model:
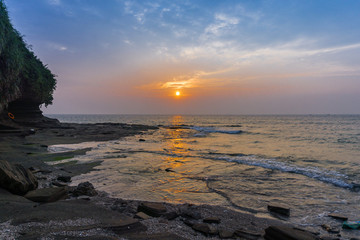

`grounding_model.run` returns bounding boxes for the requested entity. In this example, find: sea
[46,114,360,234]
